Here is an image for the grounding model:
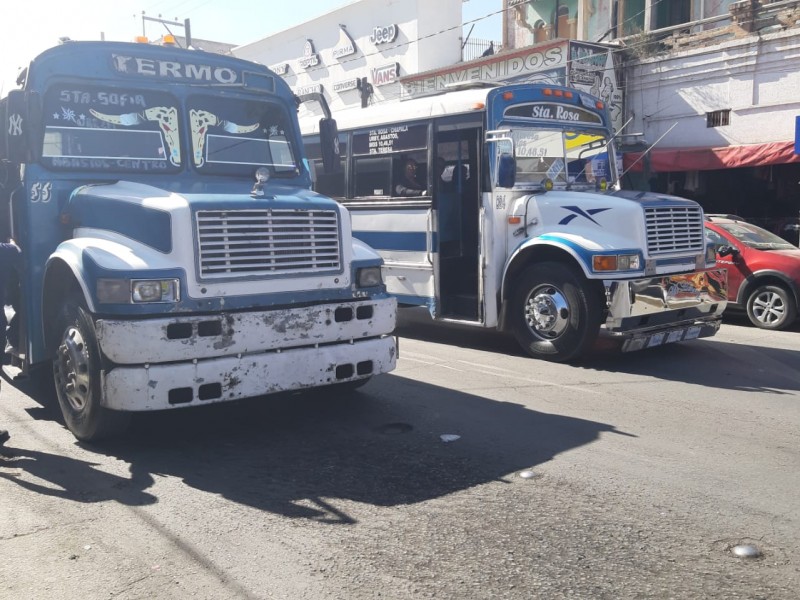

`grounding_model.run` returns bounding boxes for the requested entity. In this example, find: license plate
[647,332,666,347]
[666,330,684,343]
[684,326,702,340]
